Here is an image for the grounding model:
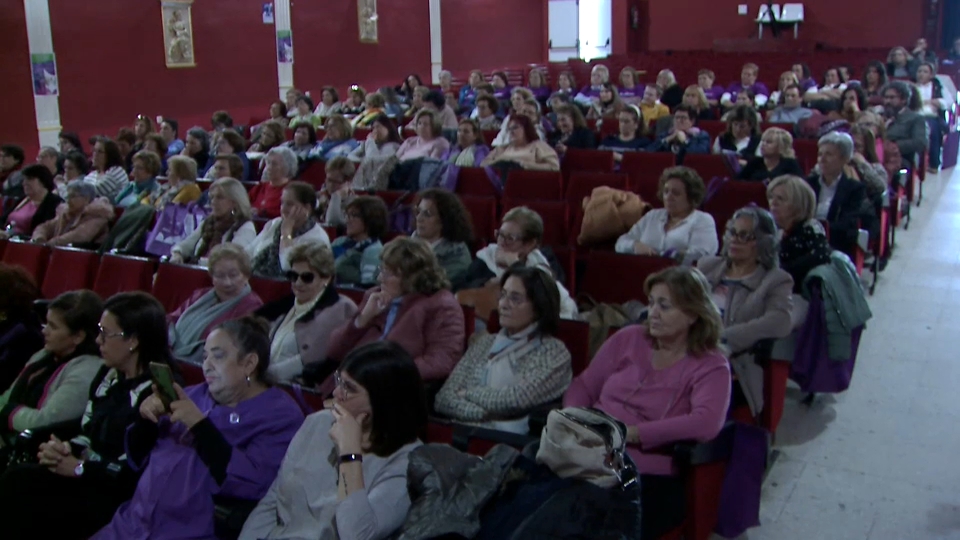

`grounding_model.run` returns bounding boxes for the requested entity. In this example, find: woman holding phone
[90,316,304,539]
[0,292,175,539]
